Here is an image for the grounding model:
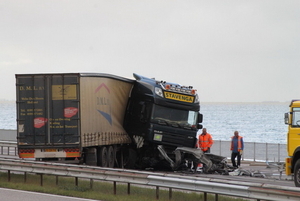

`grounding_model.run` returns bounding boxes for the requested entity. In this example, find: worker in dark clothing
[230,130,244,168]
